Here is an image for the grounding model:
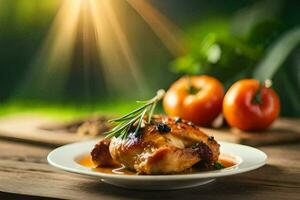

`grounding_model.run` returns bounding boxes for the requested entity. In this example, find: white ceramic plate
[48,140,267,190]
